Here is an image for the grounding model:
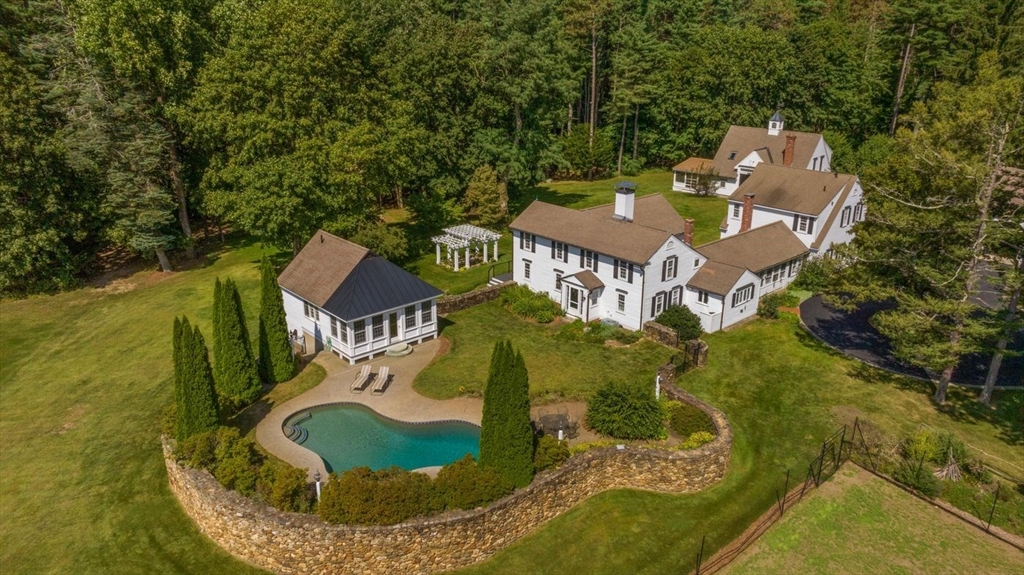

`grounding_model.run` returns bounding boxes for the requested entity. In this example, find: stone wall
[436,281,511,315]
[163,382,731,575]
[644,320,679,347]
